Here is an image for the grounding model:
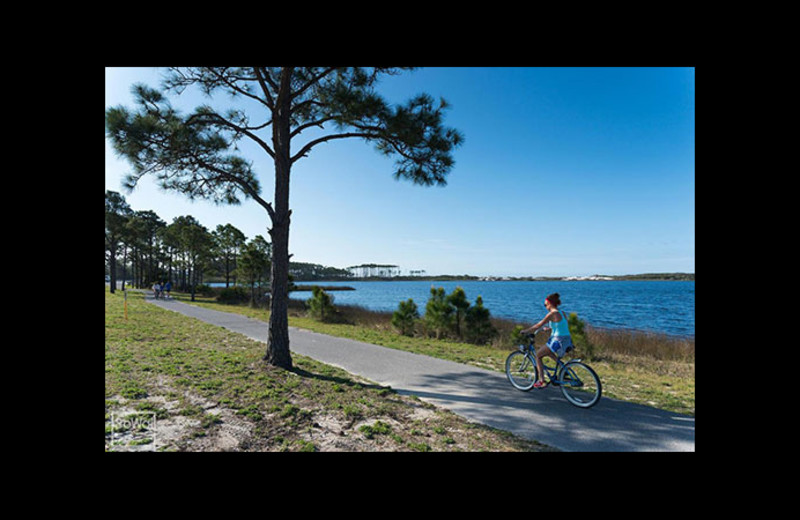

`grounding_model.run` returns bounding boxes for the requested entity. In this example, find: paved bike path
[146,295,695,452]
